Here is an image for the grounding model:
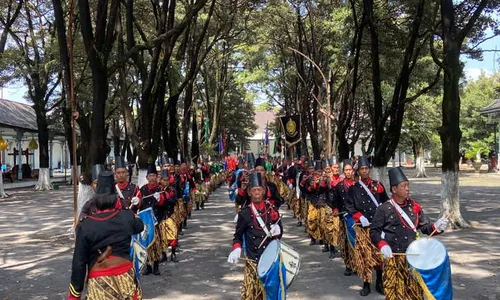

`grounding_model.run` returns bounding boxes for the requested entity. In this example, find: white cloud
[463,68,494,81]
